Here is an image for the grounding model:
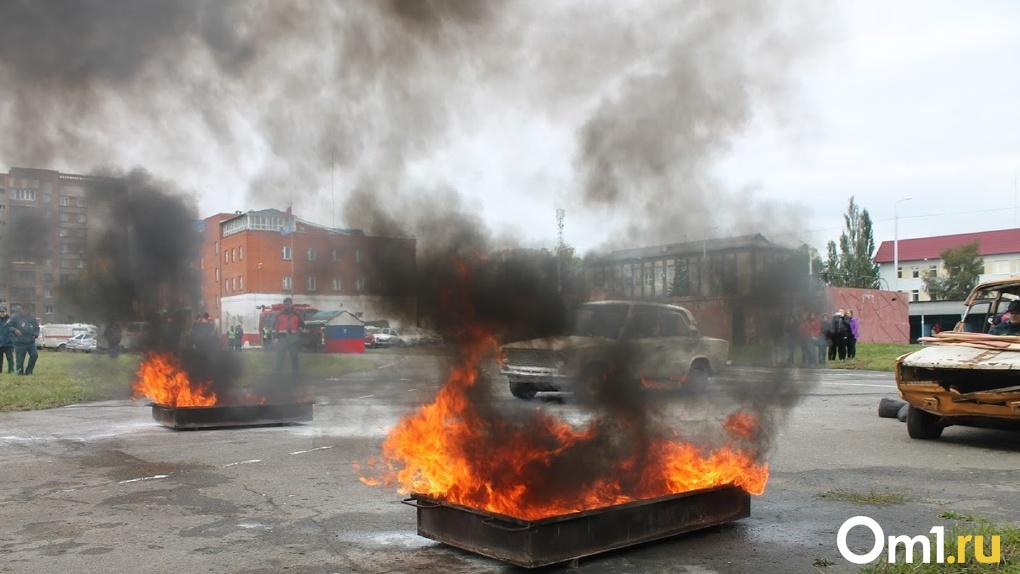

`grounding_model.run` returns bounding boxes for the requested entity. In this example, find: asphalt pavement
[1,353,1019,574]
